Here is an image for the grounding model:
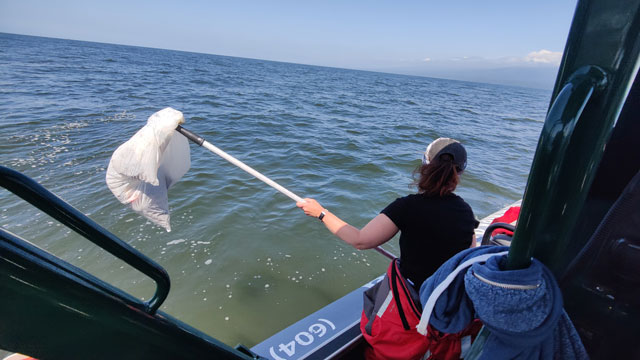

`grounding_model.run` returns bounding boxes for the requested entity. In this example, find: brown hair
[413,154,460,197]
